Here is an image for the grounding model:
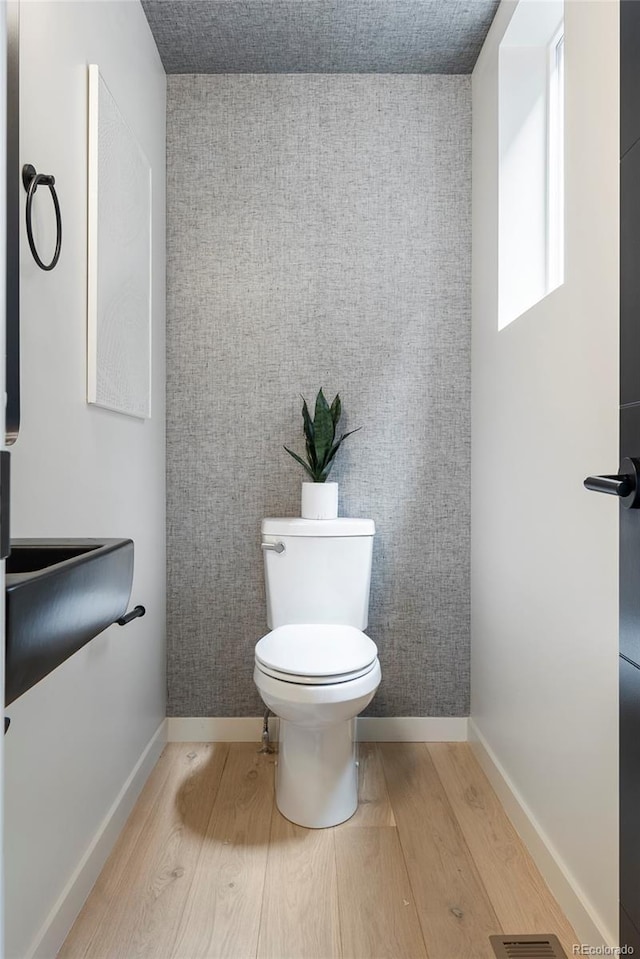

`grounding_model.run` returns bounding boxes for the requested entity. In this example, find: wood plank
[342,743,395,828]
[428,743,578,956]
[59,743,229,959]
[380,743,501,959]
[58,743,180,958]
[335,826,428,959]
[170,743,275,959]
[257,809,341,959]
[59,742,579,959]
